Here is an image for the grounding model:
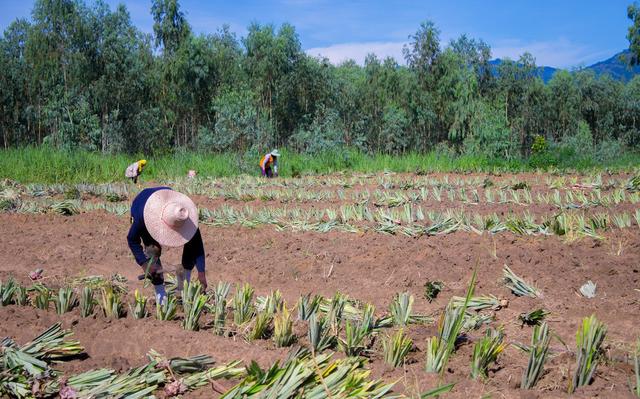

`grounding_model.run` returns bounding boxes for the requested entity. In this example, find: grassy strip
[3,147,640,184]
